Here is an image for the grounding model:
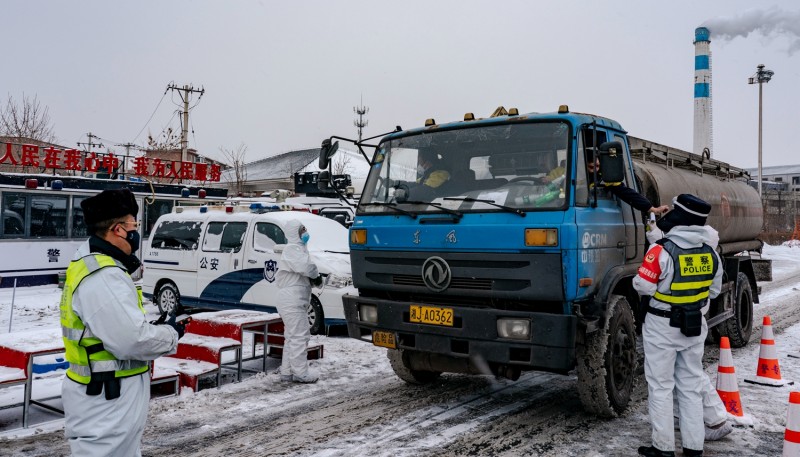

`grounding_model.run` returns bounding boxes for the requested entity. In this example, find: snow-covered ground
[0,243,799,456]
